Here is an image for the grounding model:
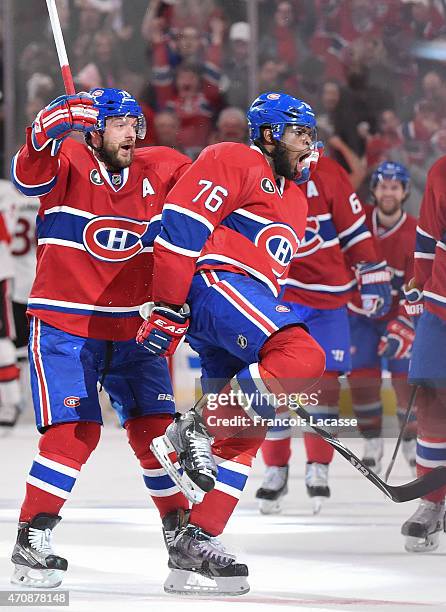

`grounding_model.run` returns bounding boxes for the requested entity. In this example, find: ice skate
[401,500,445,552]
[0,403,20,427]
[362,437,384,474]
[151,410,217,504]
[255,465,289,514]
[163,518,249,596]
[305,463,330,514]
[402,438,417,476]
[11,514,67,588]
